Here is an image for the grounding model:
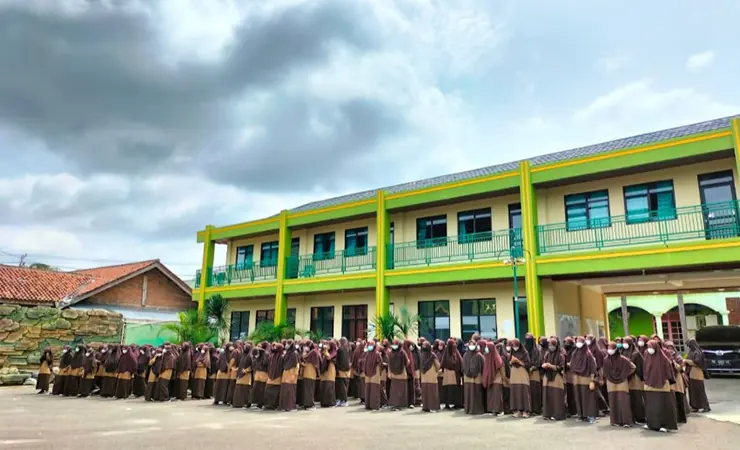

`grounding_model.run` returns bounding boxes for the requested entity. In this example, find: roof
[0,260,192,307]
[289,114,738,213]
[71,304,180,322]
